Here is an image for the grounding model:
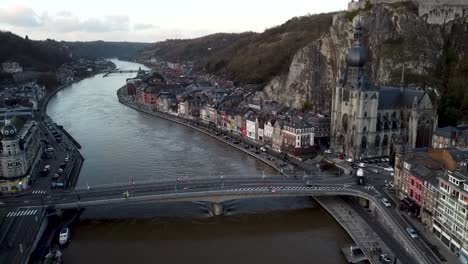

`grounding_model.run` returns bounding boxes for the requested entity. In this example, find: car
[58,228,70,245]
[381,198,391,207]
[44,165,51,171]
[60,163,66,169]
[358,162,367,168]
[52,173,60,179]
[64,156,70,162]
[51,182,64,189]
[58,168,64,174]
[324,149,332,154]
[346,157,354,163]
[260,147,266,152]
[384,167,394,172]
[379,254,392,263]
[406,227,418,239]
[46,147,55,152]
